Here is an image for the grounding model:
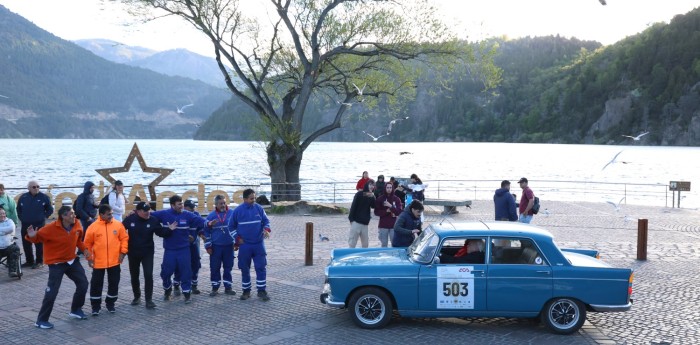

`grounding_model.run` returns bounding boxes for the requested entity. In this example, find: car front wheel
[541,297,586,335]
[348,287,393,329]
